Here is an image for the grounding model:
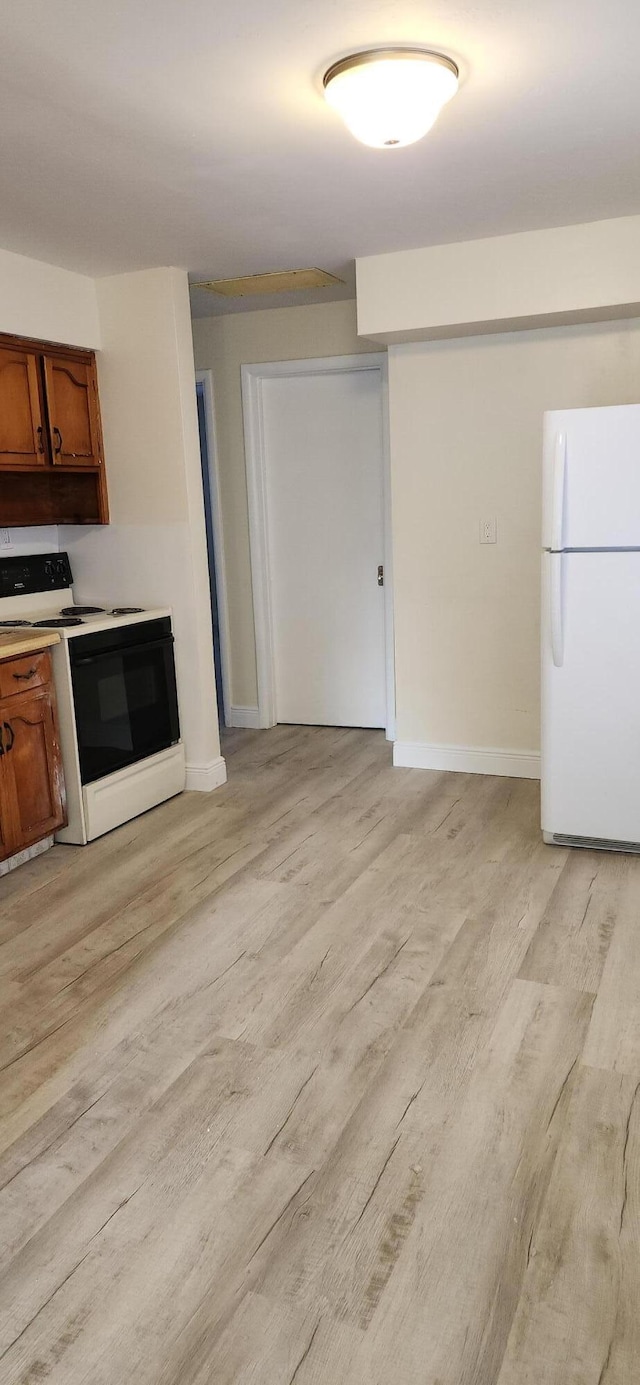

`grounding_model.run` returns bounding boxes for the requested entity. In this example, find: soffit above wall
[356,216,640,343]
